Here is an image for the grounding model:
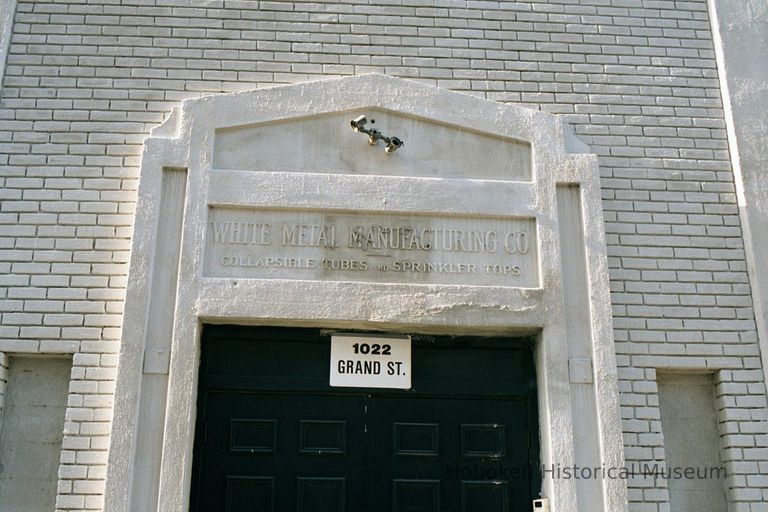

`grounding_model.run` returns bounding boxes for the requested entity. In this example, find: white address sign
[329,334,411,390]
